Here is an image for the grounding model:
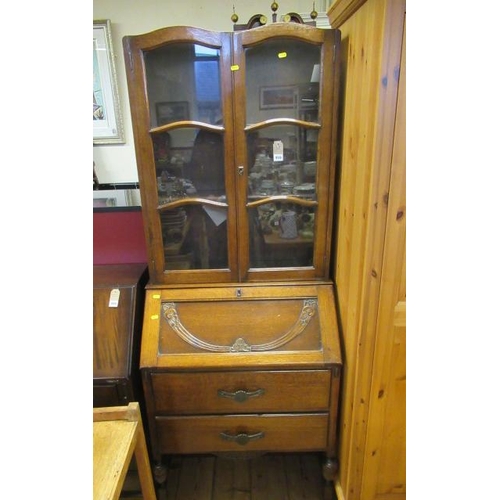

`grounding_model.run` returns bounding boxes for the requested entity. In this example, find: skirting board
[335,478,345,500]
